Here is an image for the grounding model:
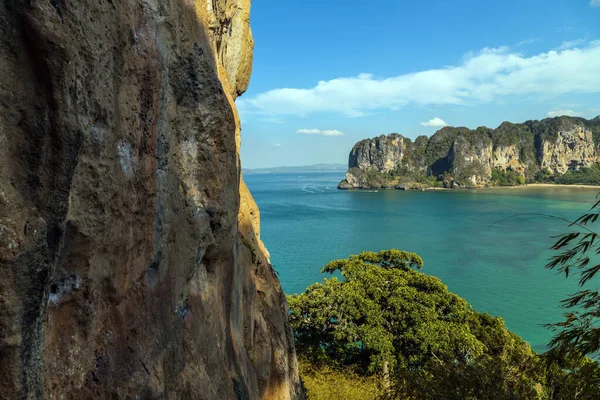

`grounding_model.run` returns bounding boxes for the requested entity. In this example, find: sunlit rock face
[349,134,408,173]
[0,1,303,399]
[340,116,600,189]
[539,124,597,174]
[448,133,493,188]
[492,145,525,174]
